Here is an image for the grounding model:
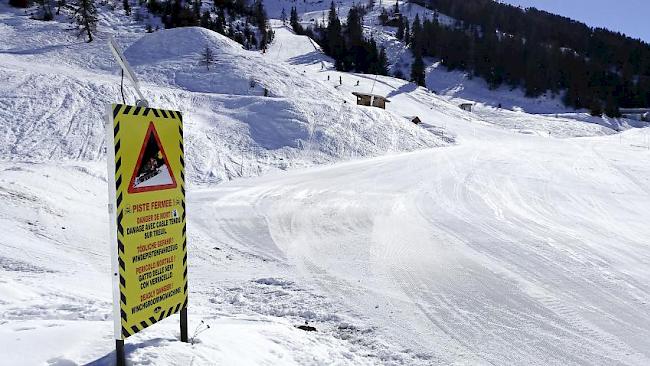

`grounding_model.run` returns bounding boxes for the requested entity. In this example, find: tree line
[290,2,388,76]
[147,0,273,51]
[10,0,98,42]
[10,0,273,50]
[403,0,650,116]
